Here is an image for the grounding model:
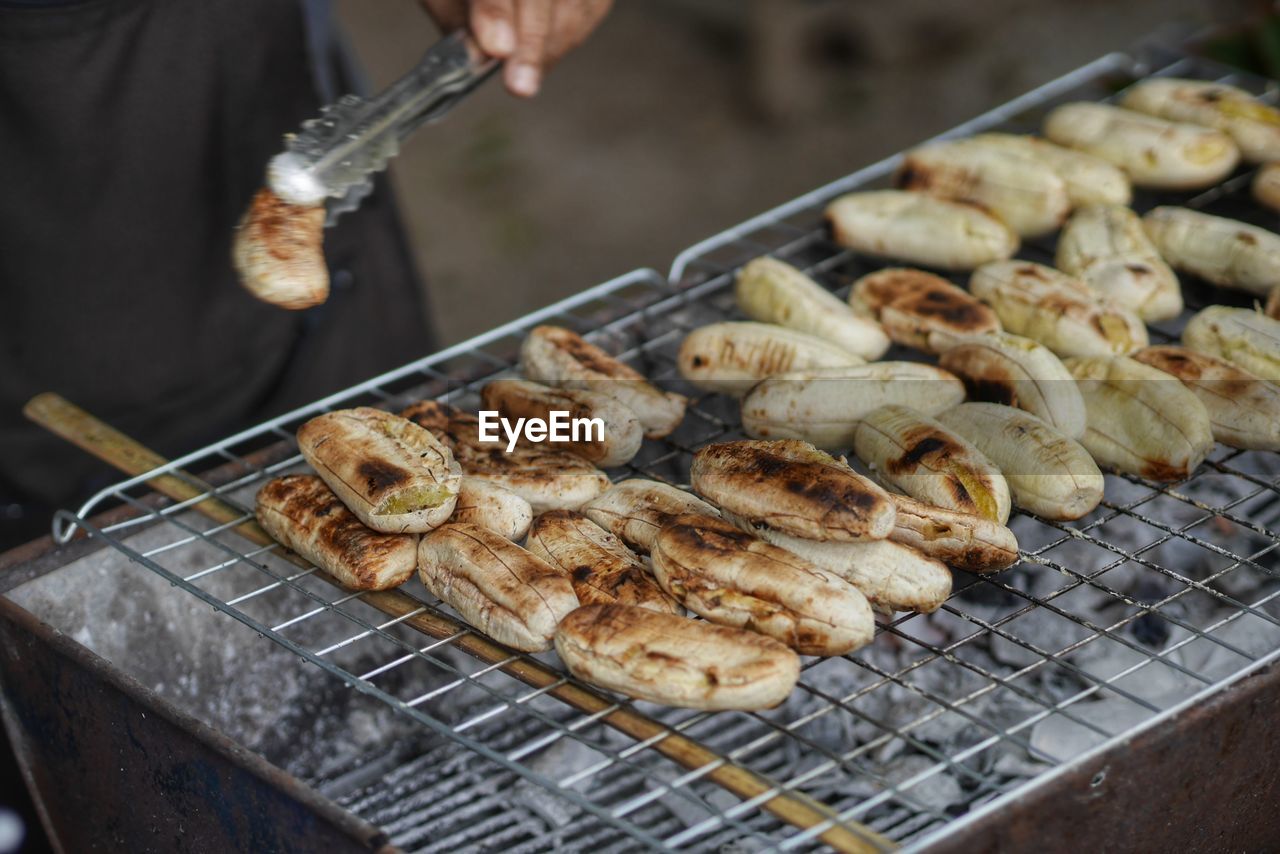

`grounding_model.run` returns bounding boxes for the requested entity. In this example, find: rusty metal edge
[913,657,1280,852]
[0,593,400,853]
